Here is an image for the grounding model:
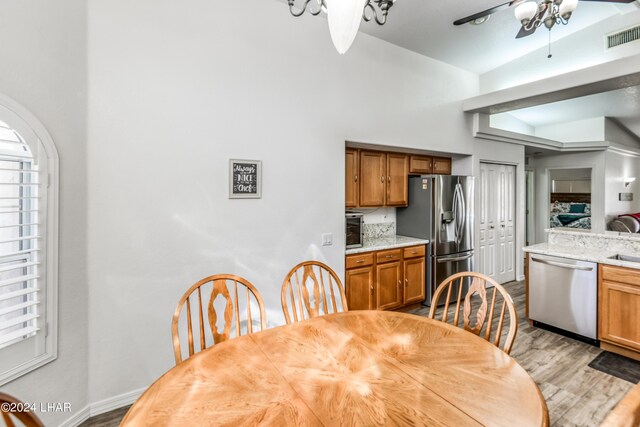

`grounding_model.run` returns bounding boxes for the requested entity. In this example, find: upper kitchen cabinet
[345,148,359,208]
[359,151,408,207]
[359,151,387,207]
[386,153,409,206]
[409,155,433,174]
[346,147,450,208]
[433,157,452,175]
